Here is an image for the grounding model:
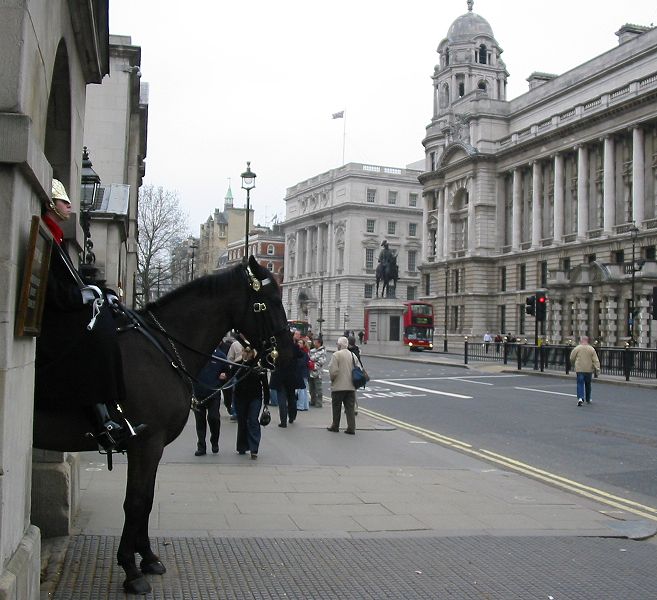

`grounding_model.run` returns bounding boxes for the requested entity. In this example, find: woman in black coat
[232,346,269,459]
[269,343,305,427]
